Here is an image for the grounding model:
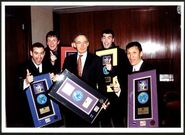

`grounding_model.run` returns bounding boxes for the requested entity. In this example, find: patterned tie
[77,55,83,77]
